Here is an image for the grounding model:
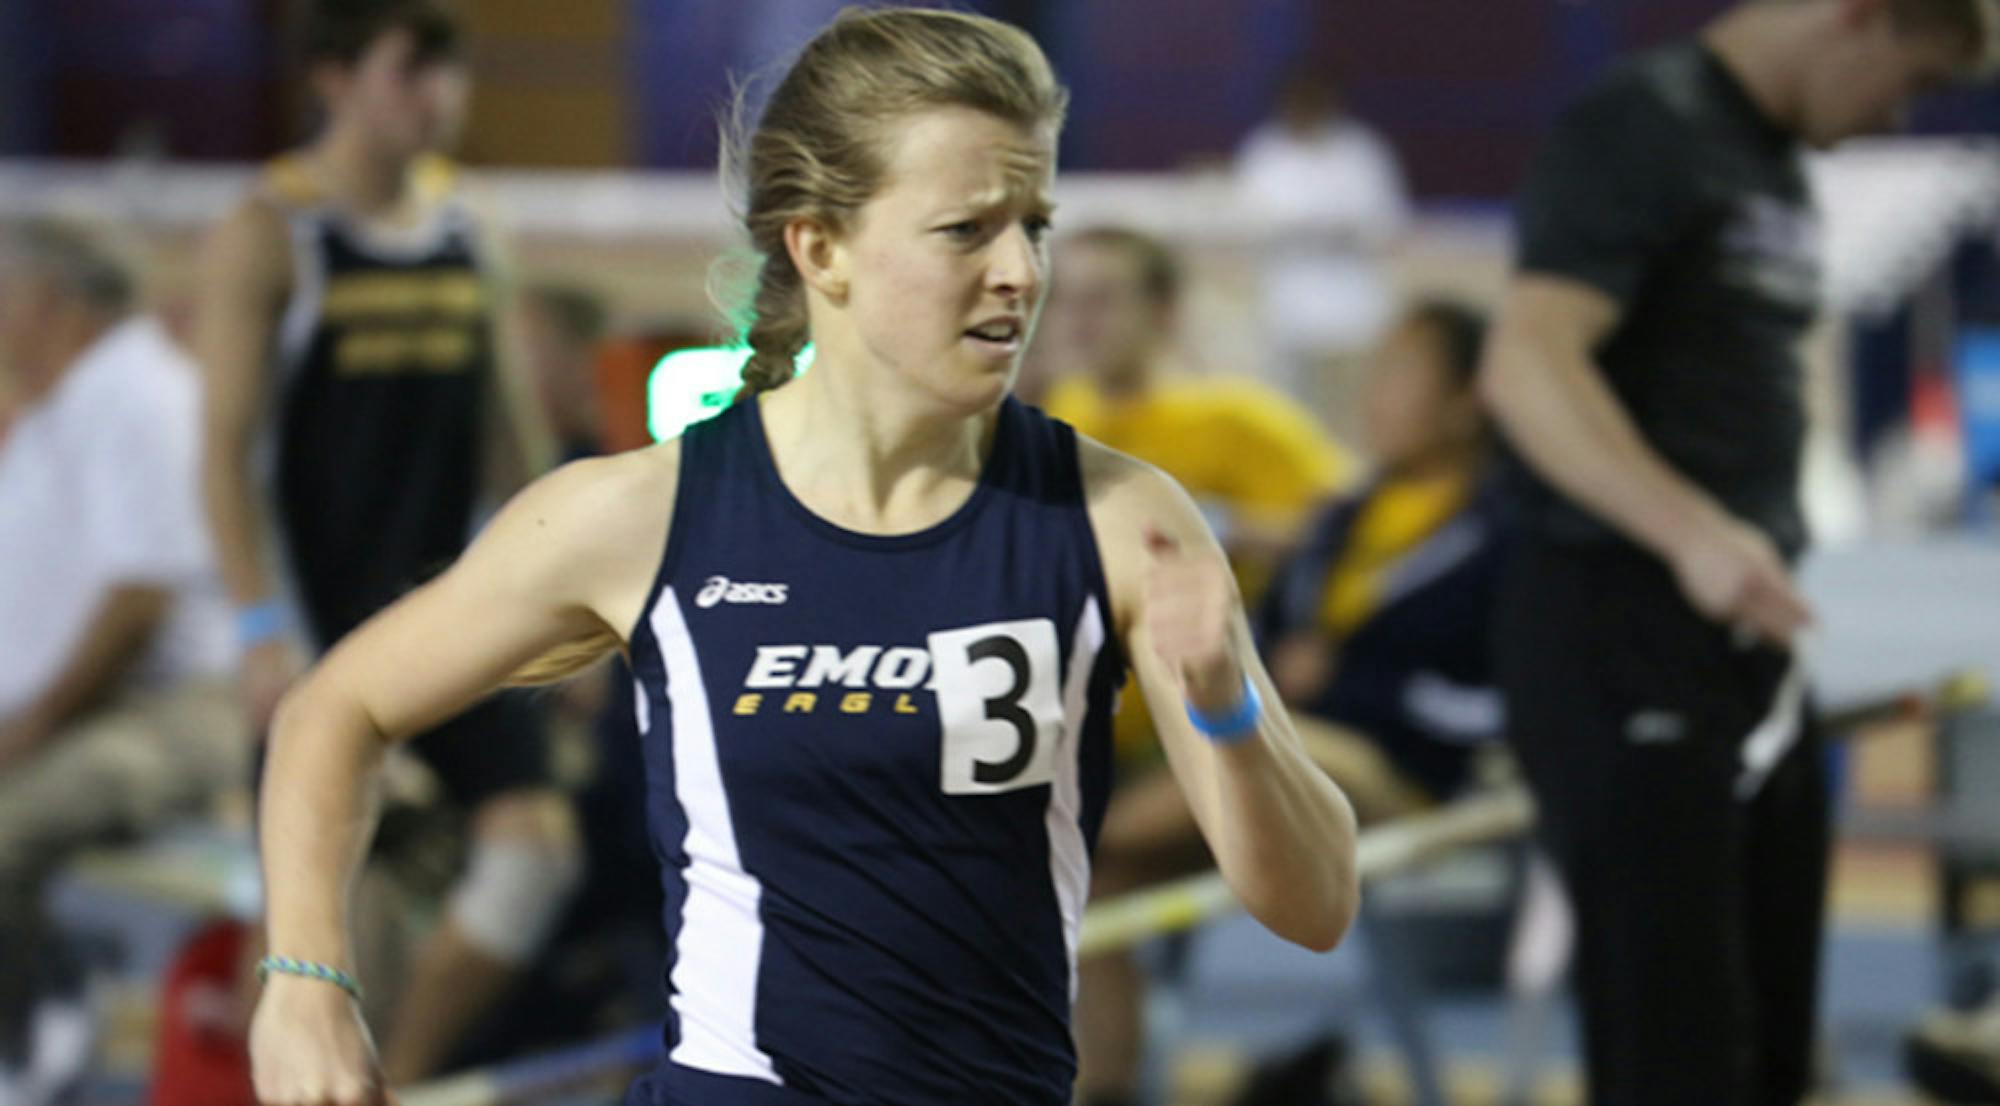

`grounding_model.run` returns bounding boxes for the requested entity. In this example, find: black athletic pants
[1496,538,1829,1106]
